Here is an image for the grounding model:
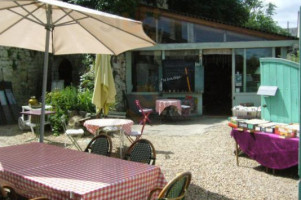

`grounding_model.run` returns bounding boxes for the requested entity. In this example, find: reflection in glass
[142,13,156,42]
[158,16,188,43]
[246,48,272,92]
[235,49,244,93]
[132,51,161,92]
